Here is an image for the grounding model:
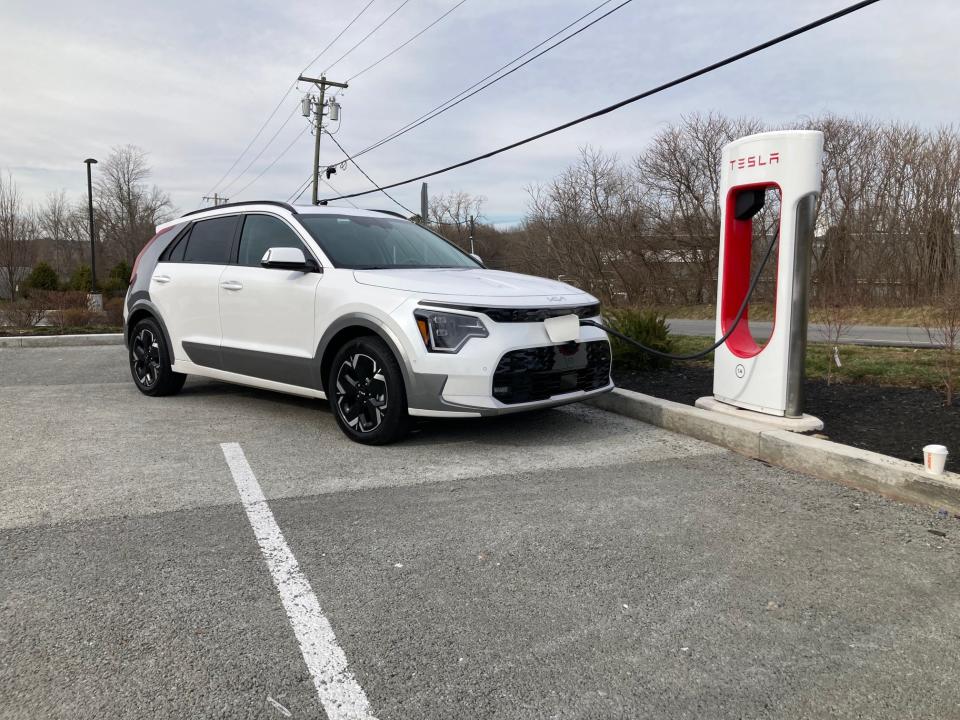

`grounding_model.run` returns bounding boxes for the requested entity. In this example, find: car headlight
[414,309,488,353]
